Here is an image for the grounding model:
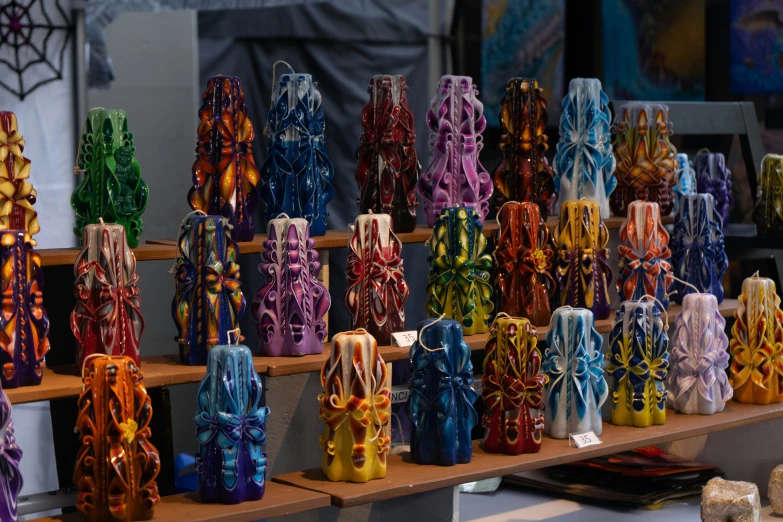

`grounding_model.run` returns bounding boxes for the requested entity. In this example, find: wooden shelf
[273,400,783,508]
[38,243,177,267]
[31,481,331,522]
